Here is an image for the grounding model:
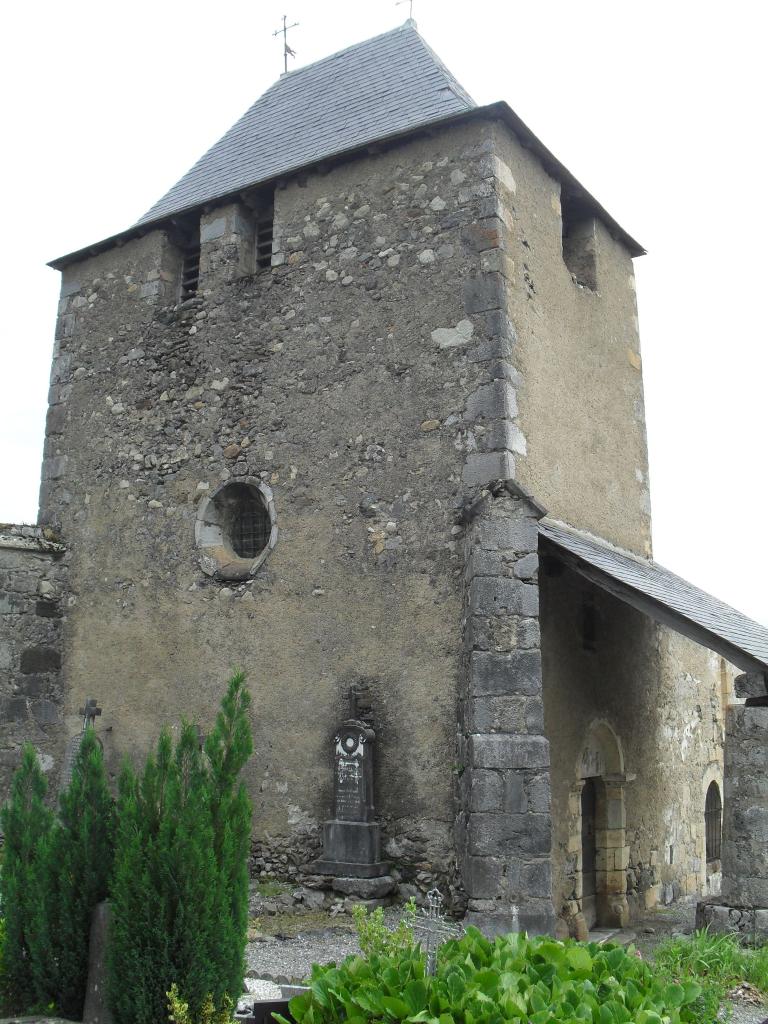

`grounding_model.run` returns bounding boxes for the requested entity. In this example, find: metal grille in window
[255,207,274,270]
[180,244,201,300]
[705,782,722,862]
[231,498,270,559]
